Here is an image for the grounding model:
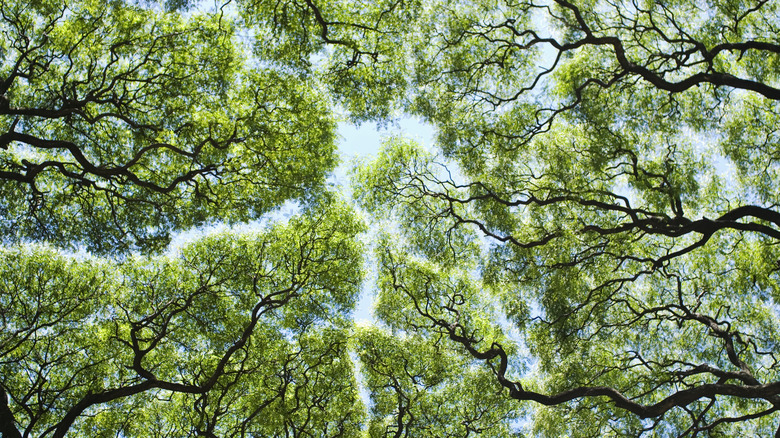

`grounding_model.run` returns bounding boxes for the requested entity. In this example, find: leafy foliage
[2,0,780,436]
[350,0,780,435]
[1,199,365,438]
[0,0,337,253]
